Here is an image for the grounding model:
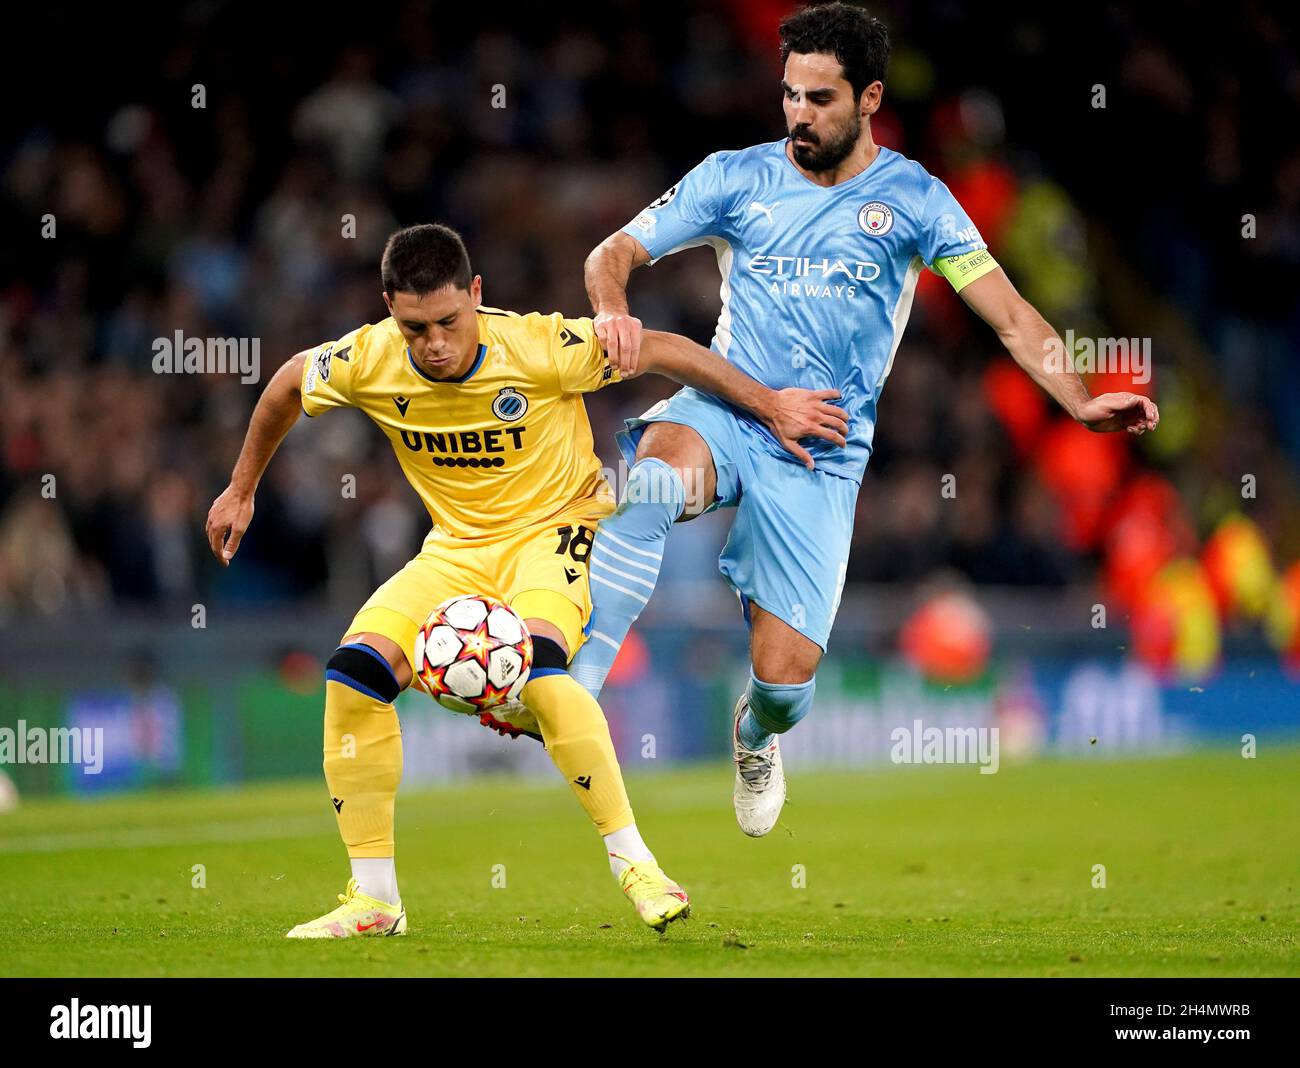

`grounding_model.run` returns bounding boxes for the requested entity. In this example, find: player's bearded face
[386,278,483,380]
[788,108,861,172]
[782,52,870,173]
